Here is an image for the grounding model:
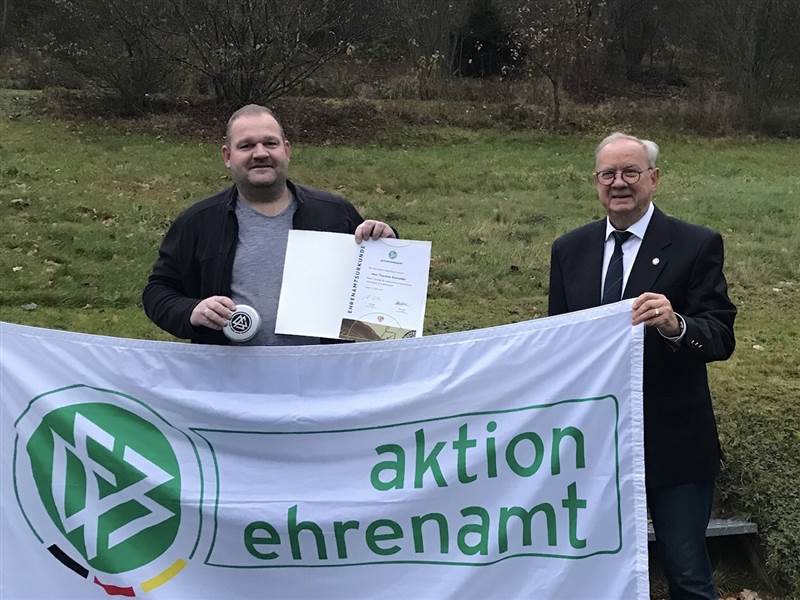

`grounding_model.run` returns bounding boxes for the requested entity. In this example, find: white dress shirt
[600,201,655,300]
[600,201,686,341]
